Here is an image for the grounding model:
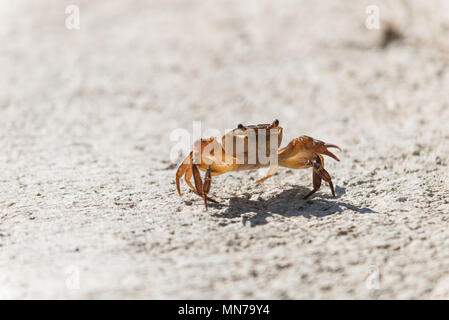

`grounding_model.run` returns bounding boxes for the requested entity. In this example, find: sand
[1,0,449,299]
